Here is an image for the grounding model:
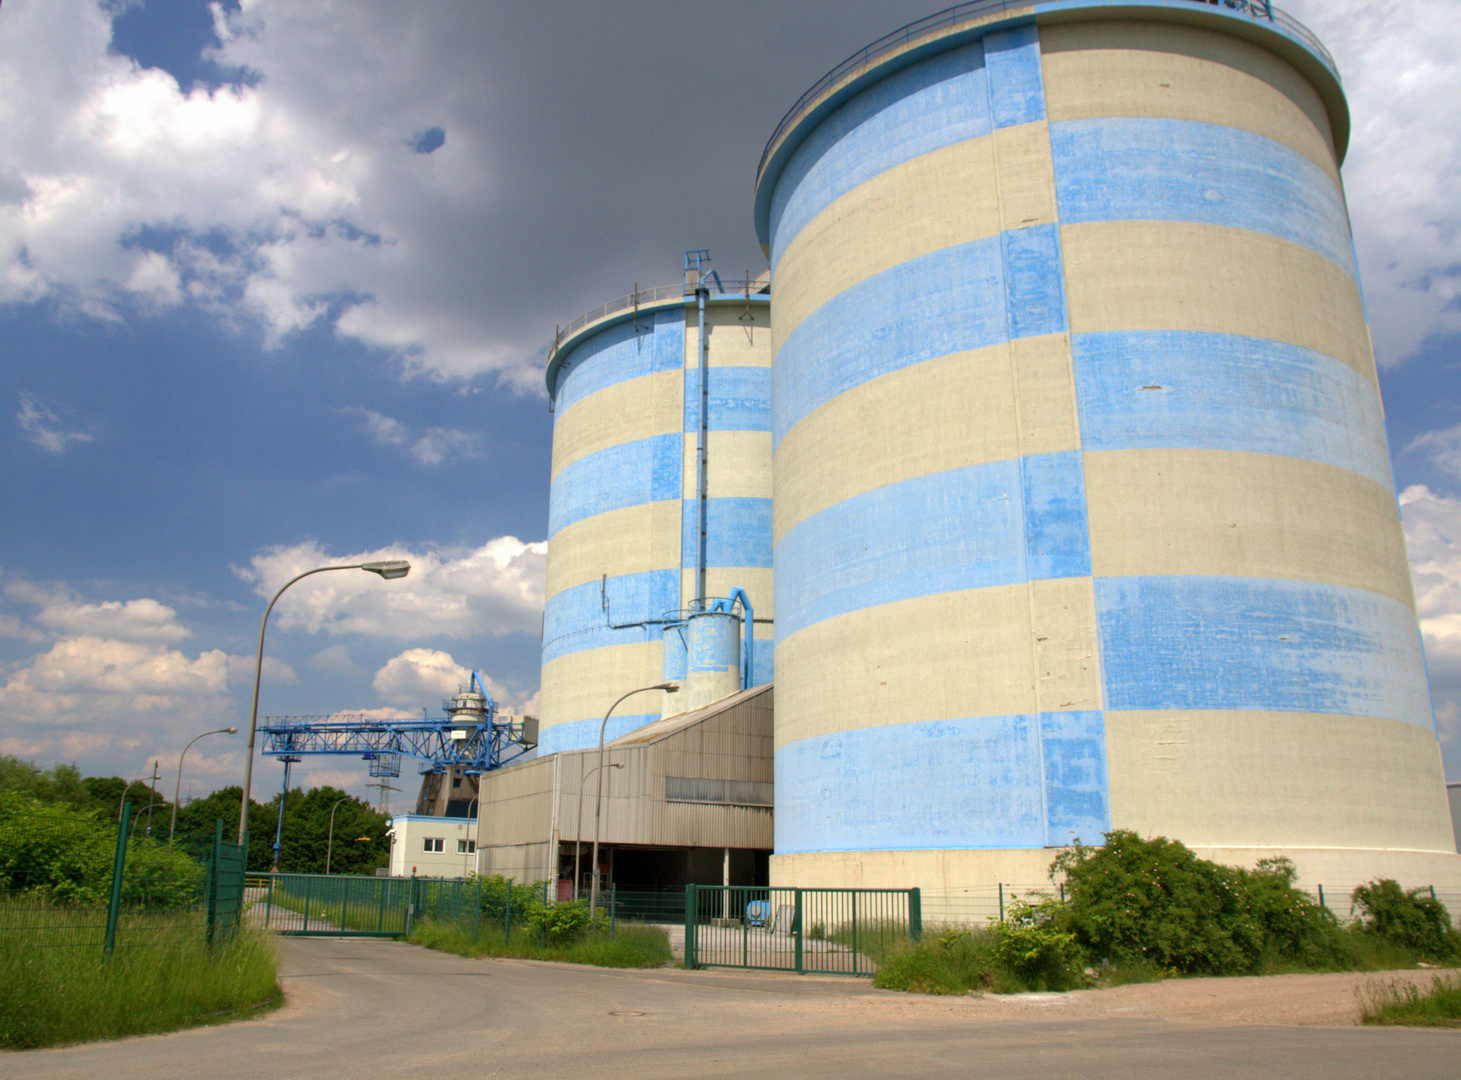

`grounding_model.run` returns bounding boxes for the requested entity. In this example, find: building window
[452,777,462,788]
[457,839,477,854]
[423,837,444,853]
